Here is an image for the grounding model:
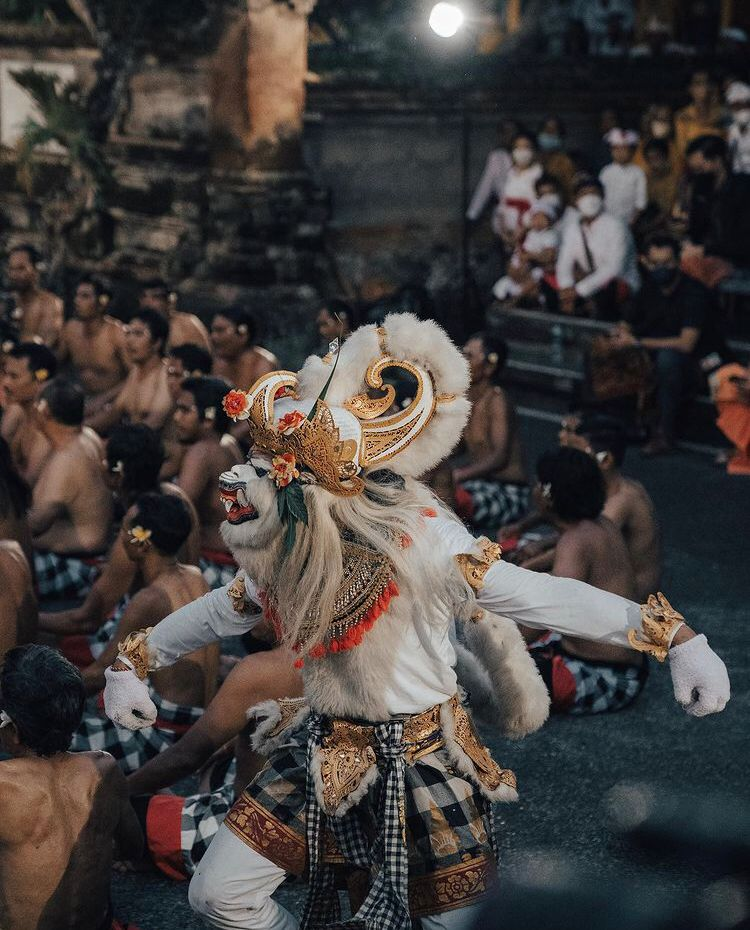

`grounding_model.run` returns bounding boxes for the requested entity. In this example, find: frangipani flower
[277,410,305,435]
[222,389,250,421]
[34,368,49,382]
[129,525,153,545]
[270,453,300,488]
